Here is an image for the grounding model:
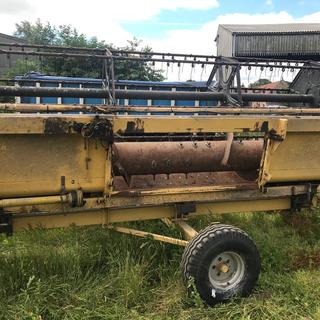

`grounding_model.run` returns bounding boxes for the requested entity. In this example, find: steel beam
[2,103,320,115]
[106,225,189,246]
[174,220,199,240]
[0,86,314,103]
[11,198,291,232]
[0,195,68,208]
